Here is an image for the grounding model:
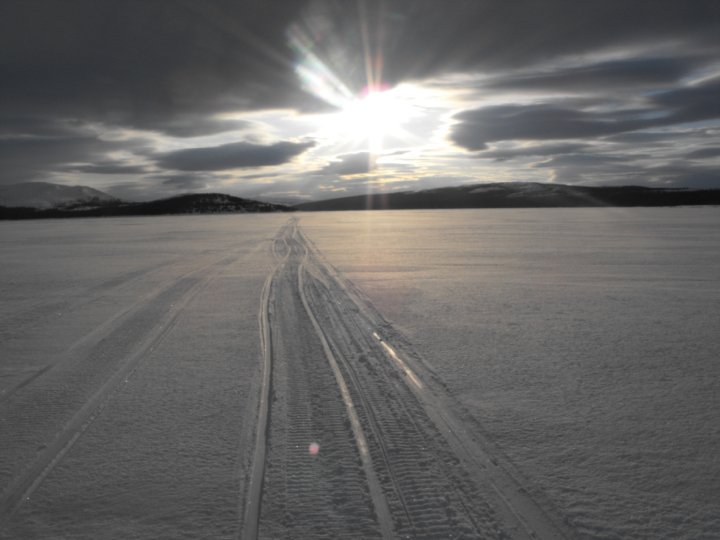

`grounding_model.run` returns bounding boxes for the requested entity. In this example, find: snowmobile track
[241,218,573,539]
